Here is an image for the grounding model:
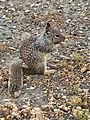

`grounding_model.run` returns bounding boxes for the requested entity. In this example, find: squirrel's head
[44,23,65,45]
